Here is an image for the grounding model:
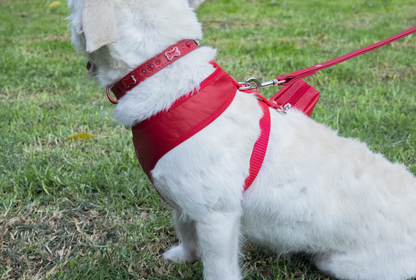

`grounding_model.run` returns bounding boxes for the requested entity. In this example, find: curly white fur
[68,0,416,279]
